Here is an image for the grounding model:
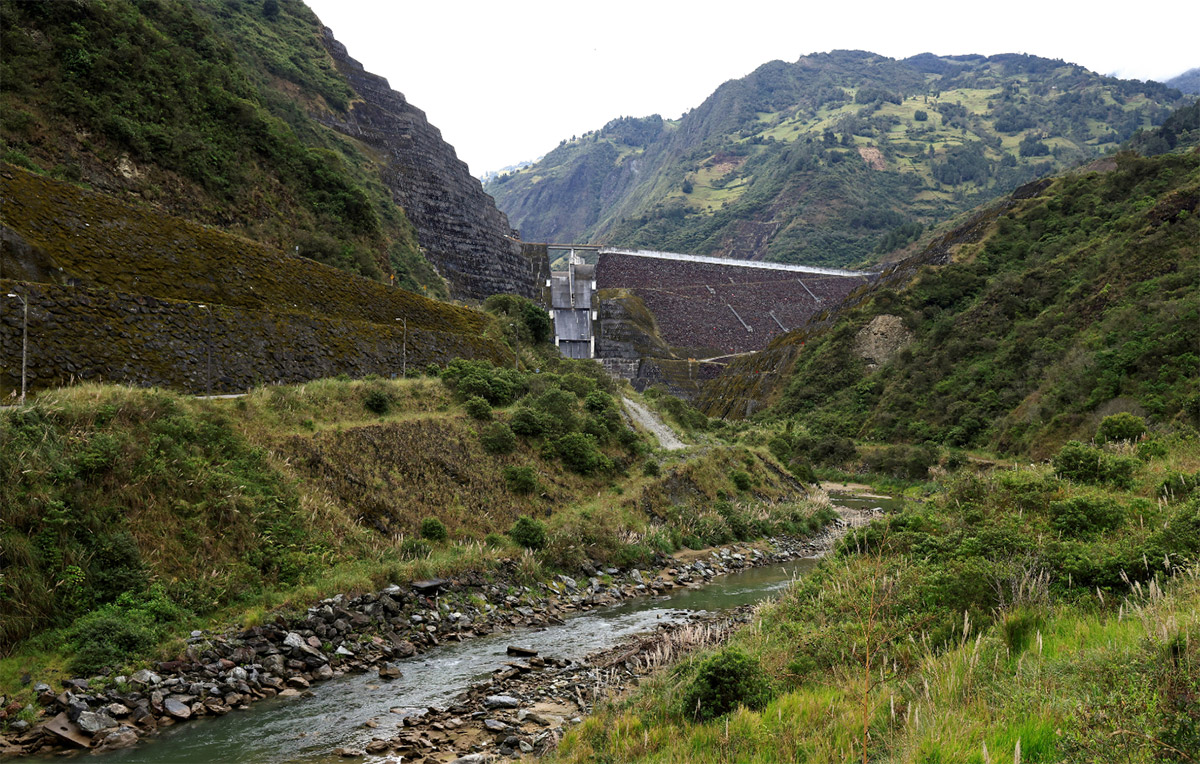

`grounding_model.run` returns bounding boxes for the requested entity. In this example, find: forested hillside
[488,51,1191,268]
[700,110,1199,459]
